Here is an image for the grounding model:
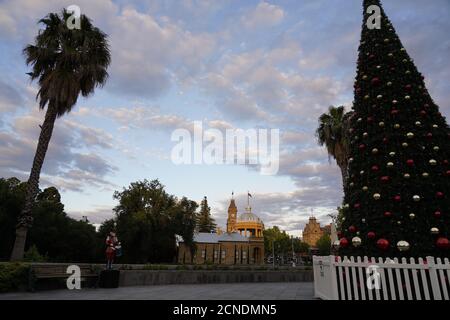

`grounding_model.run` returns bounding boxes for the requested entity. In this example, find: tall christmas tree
[339,0,450,258]
[196,196,217,233]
